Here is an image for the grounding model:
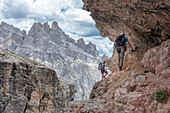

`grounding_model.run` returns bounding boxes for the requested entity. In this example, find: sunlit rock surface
[0,47,76,113]
[65,0,170,112]
[0,21,101,100]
